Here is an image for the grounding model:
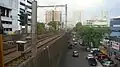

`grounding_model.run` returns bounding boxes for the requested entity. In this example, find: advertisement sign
[112,42,120,50]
